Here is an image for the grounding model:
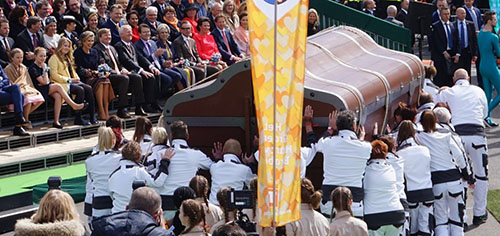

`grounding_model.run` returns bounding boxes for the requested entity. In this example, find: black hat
[184,4,199,14]
[61,15,80,28]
